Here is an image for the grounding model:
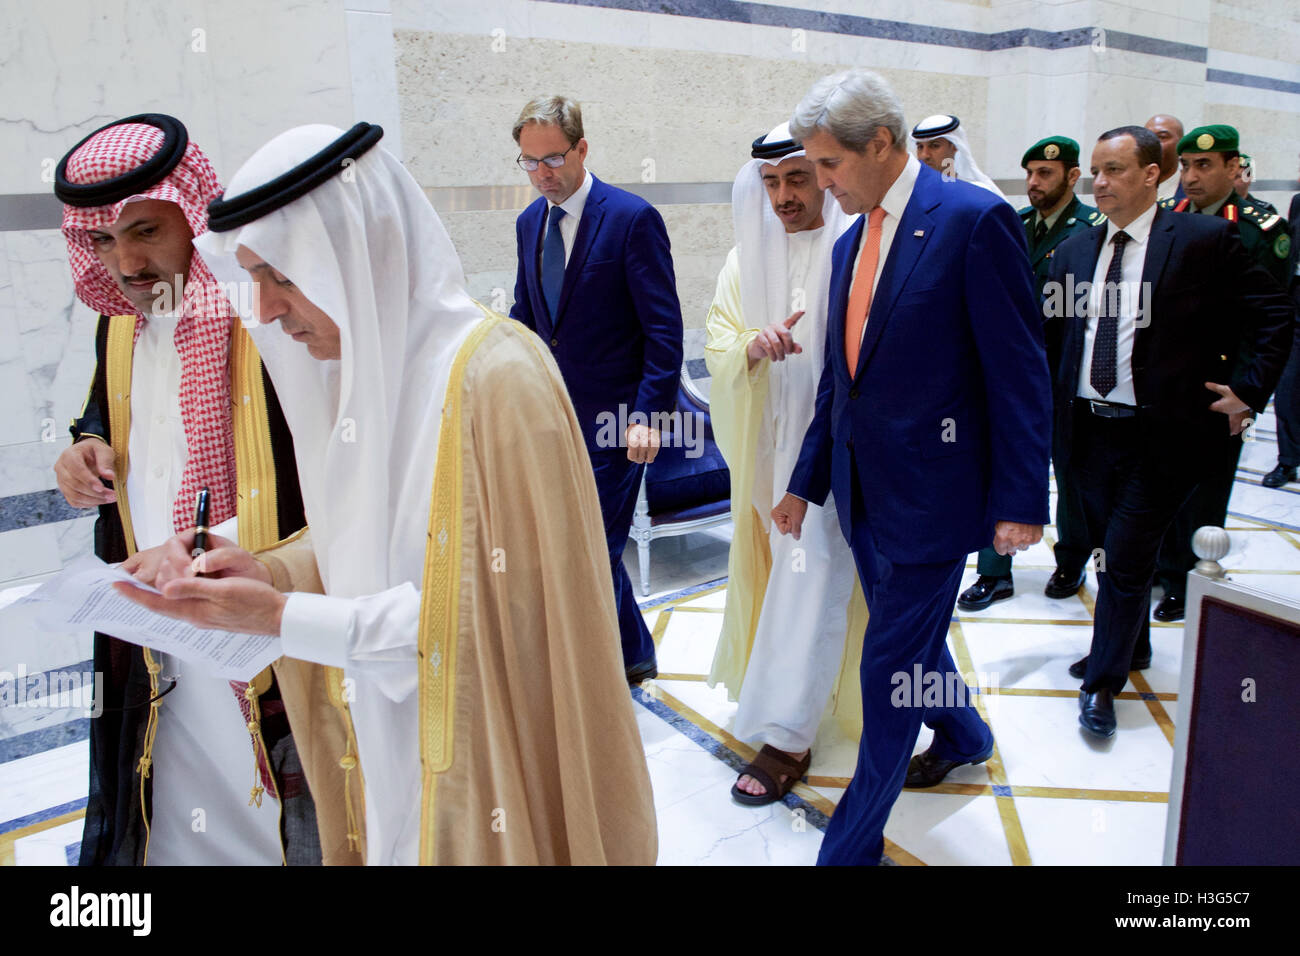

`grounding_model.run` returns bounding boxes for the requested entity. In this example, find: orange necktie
[845,205,887,374]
